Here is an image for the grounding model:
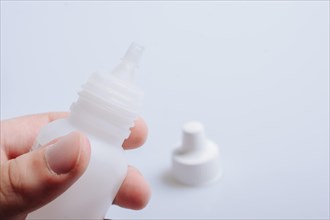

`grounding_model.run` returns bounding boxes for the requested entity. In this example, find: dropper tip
[123,42,145,65]
[110,42,145,82]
